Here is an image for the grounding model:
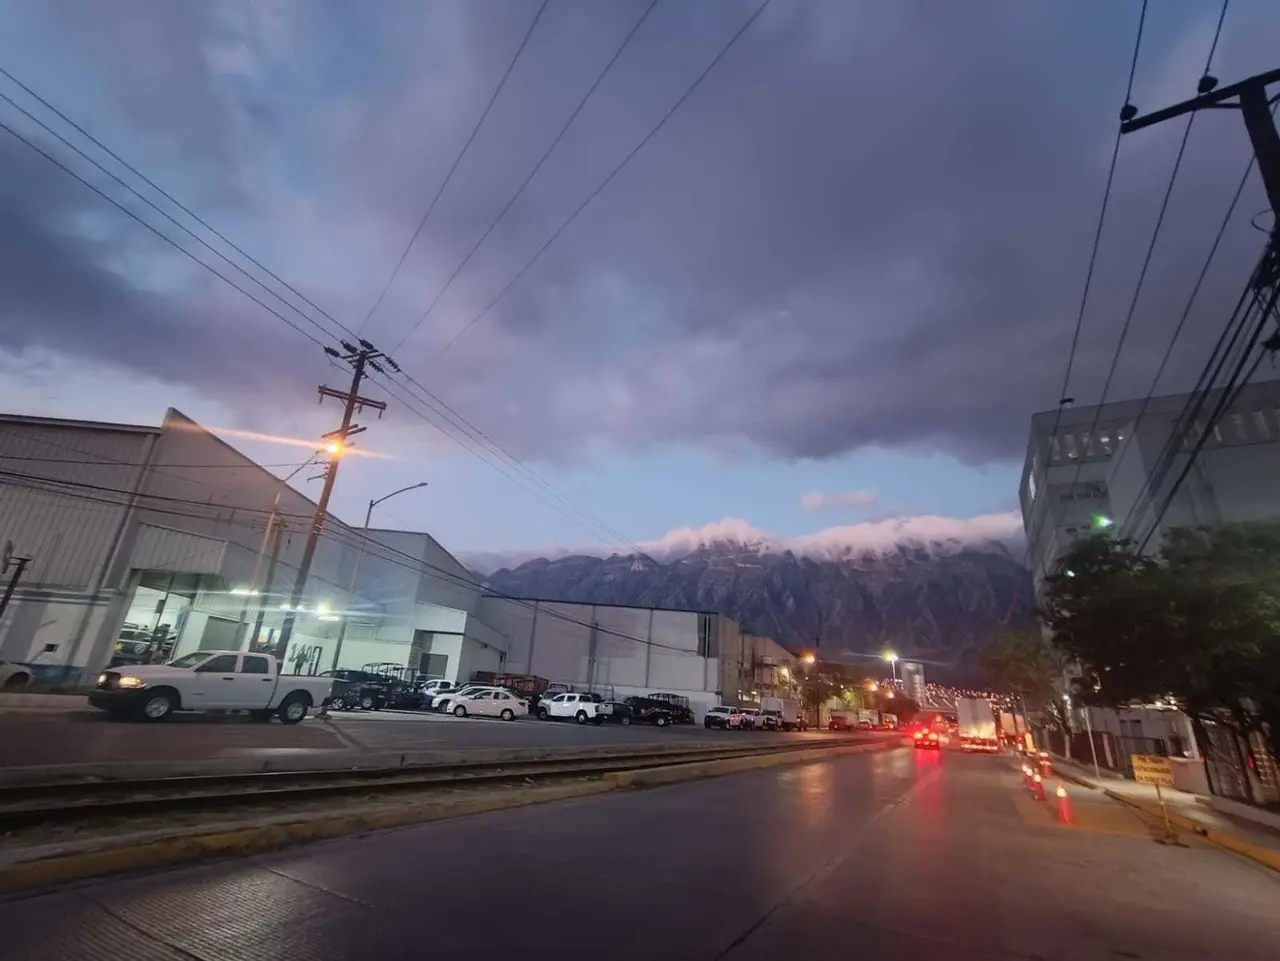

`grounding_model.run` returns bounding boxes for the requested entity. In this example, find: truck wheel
[500,708,515,721]
[538,707,550,720]
[654,715,668,728]
[359,693,375,710]
[278,694,310,724]
[621,716,632,726]
[139,689,176,721]
[453,704,467,718]
[575,711,588,724]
